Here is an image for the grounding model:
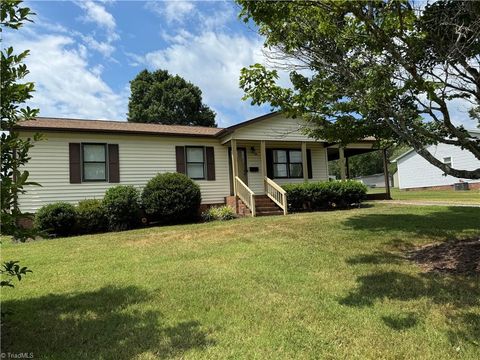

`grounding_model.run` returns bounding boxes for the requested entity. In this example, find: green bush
[76,199,108,234]
[103,185,140,231]
[283,180,367,212]
[35,202,77,237]
[202,205,236,222]
[141,172,201,224]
